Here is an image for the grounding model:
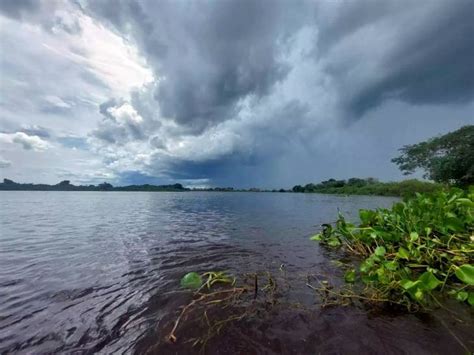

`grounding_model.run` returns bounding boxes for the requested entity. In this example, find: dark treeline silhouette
[292,178,442,197]
[1,177,443,196]
[0,179,187,192]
